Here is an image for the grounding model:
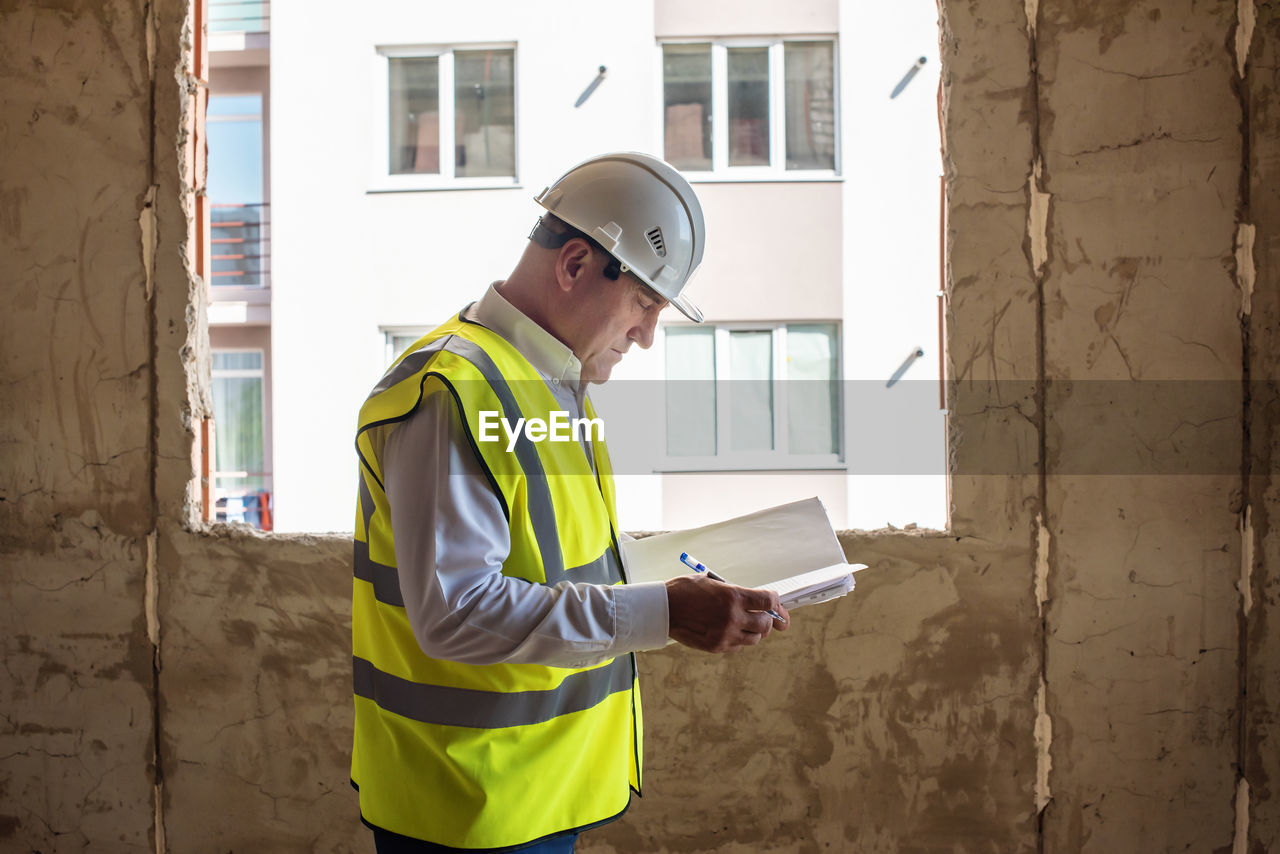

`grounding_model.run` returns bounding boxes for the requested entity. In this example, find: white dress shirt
[382,283,670,669]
